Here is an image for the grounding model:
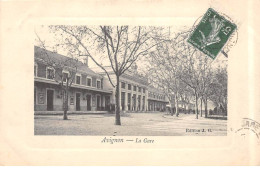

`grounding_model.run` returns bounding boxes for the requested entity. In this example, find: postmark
[235,118,260,140]
[187,8,237,59]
